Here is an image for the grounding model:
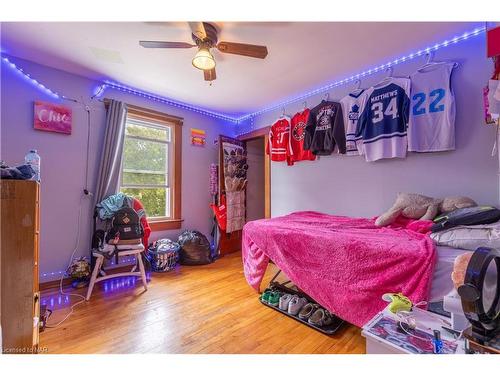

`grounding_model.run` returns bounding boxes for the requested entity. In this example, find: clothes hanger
[279,107,286,119]
[302,101,308,111]
[417,51,459,72]
[323,92,330,102]
[350,79,364,95]
[374,66,394,87]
